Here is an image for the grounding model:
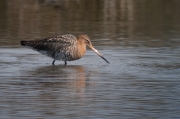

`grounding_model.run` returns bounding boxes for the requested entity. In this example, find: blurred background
[0,0,180,118]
